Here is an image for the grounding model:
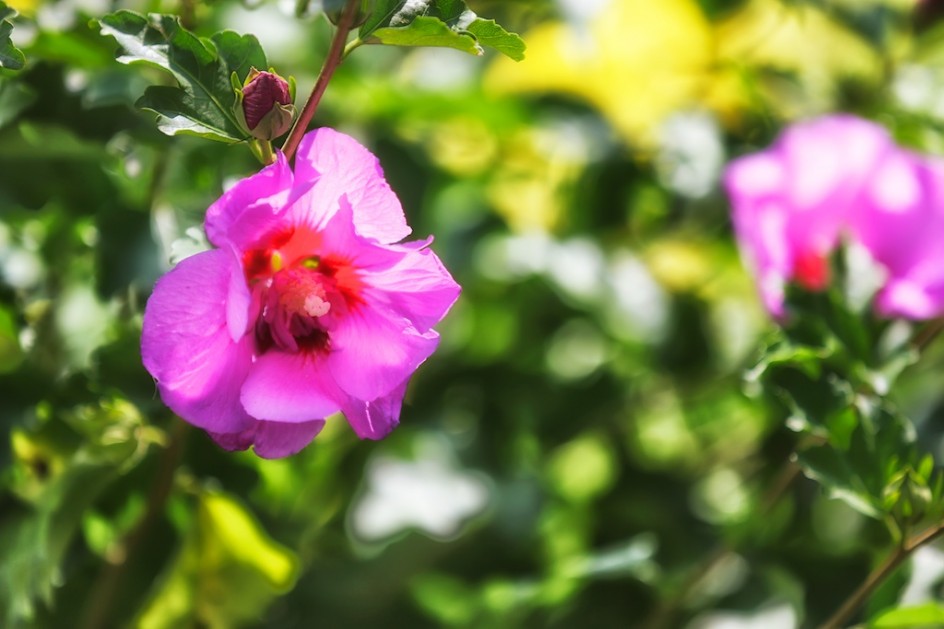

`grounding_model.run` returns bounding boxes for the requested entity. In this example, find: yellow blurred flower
[5,0,39,17]
[715,0,881,119]
[486,0,882,145]
[486,0,715,146]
